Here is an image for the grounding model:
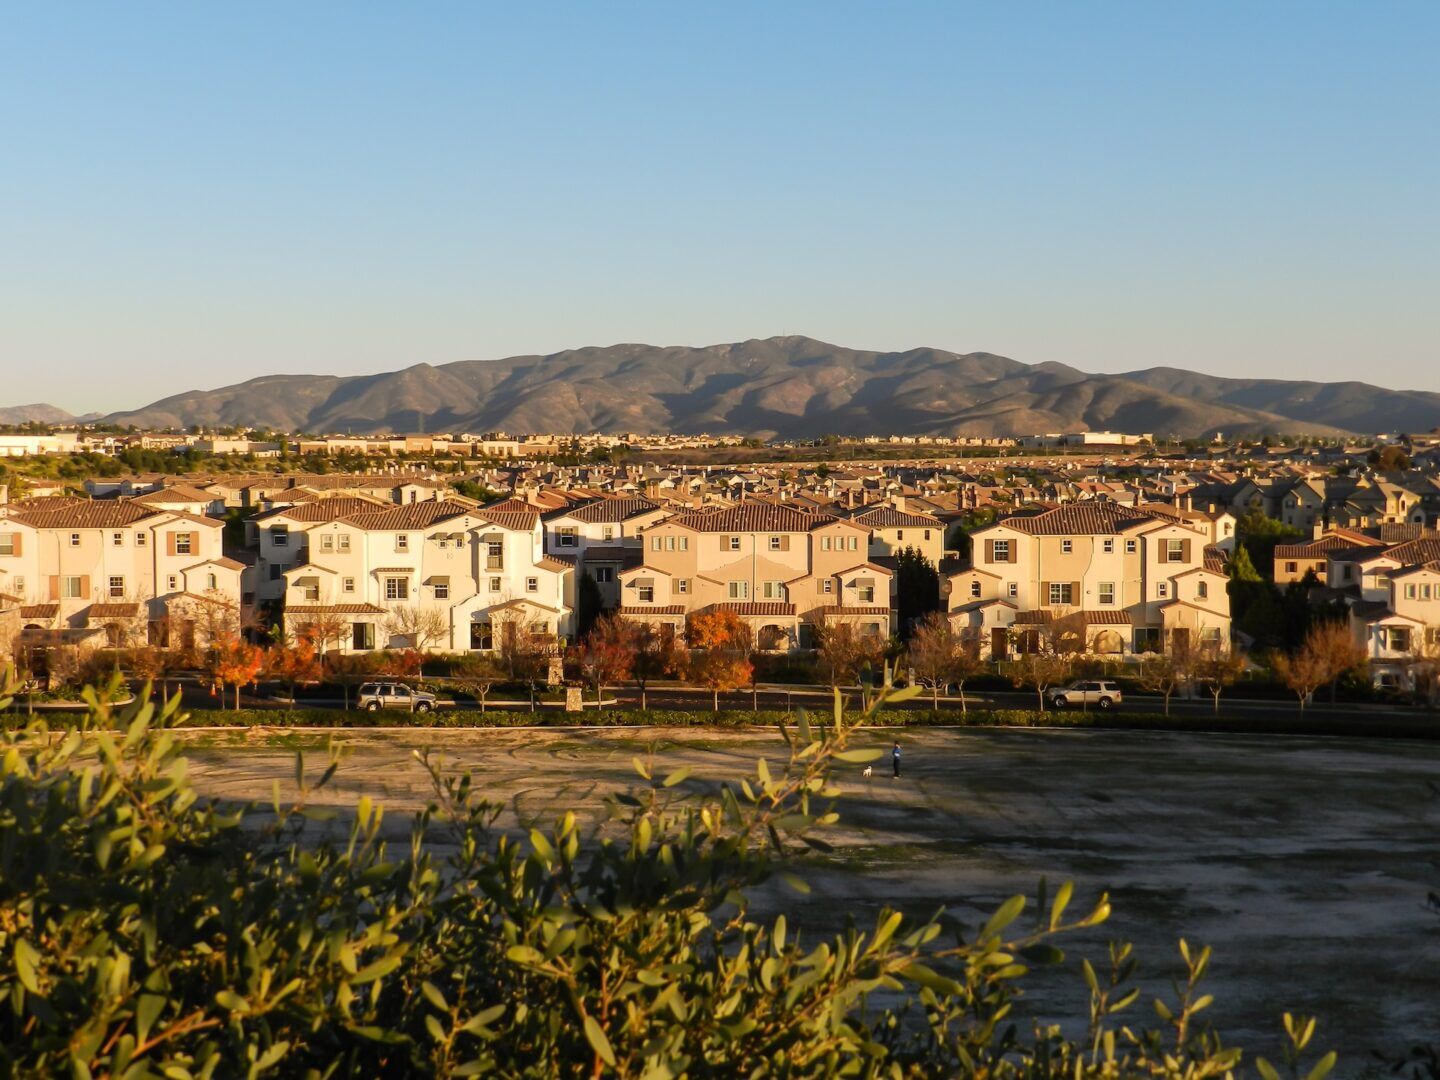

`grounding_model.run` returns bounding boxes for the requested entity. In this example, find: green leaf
[506,945,544,966]
[631,756,650,781]
[779,872,810,895]
[1305,1052,1337,1080]
[979,895,1025,940]
[1255,1058,1281,1080]
[888,684,922,703]
[351,955,403,984]
[13,939,40,993]
[460,1003,506,1035]
[135,992,165,1043]
[583,1015,616,1067]
[662,766,691,788]
[834,748,883,763]
[421,981,448,1011]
